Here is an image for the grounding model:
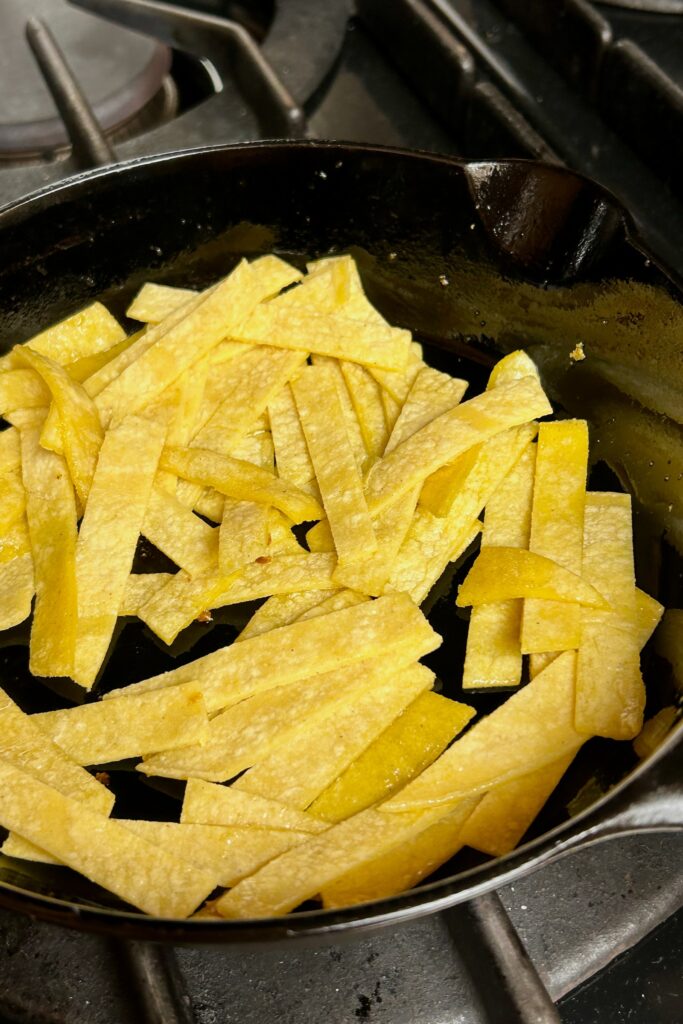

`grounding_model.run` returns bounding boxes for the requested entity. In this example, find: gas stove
[0,2,682,1023]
